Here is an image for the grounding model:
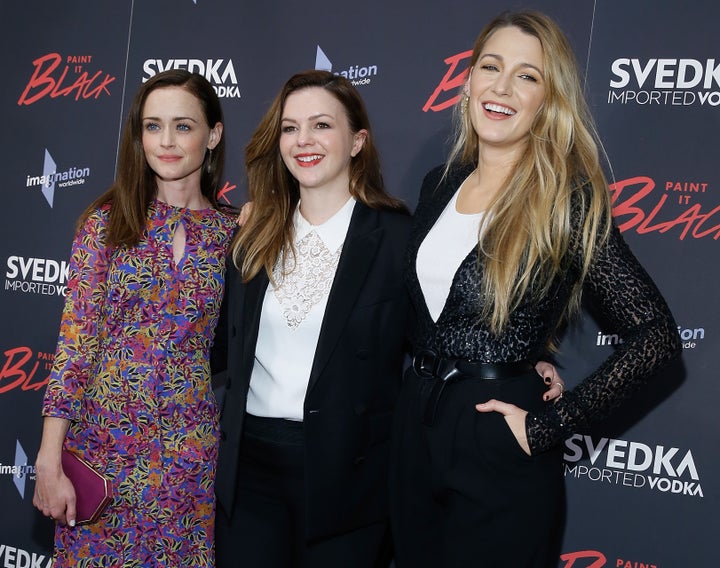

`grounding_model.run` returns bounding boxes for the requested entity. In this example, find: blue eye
[177,123,191,131]
[481,64,499,72]
[145,122,160,131]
